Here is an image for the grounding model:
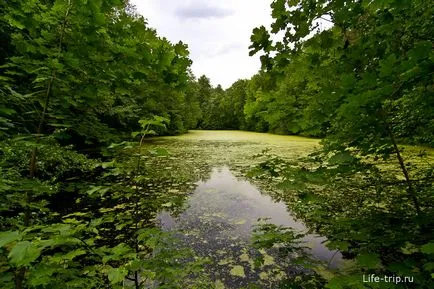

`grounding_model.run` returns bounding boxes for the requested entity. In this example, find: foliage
[251,220,326,288]
[191,0,433,146]
[0,115,210,288]
[1,0,434,287]
[0,0,210,287]
[244,2,434,286]
[249,147,434,288]
[0,0,197,146]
